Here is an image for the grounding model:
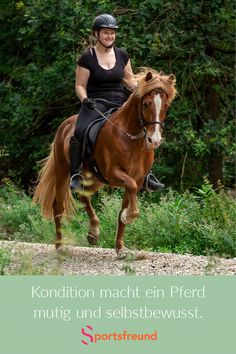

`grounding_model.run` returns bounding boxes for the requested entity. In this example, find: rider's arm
[75,65,90,102]
[123,59,137,91]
